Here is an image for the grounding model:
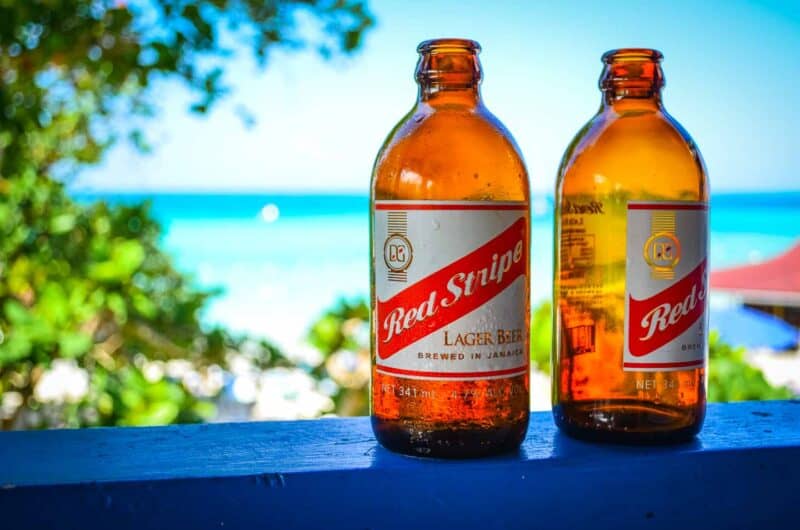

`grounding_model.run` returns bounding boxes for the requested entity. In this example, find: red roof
[711,242,800,306]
